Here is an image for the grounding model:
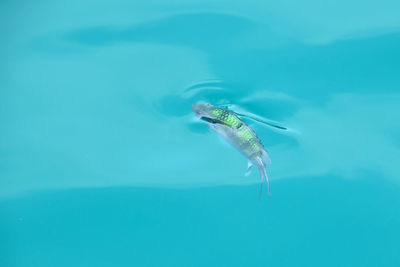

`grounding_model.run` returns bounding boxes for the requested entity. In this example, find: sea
[1,1,400,266]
